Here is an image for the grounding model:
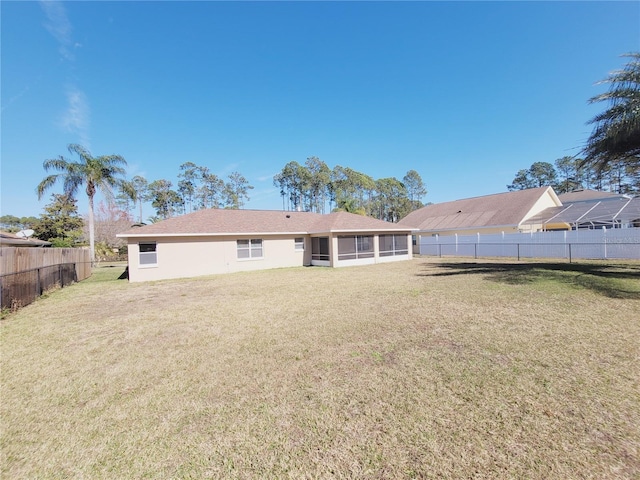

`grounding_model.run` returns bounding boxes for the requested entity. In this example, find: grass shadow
[418,261,640,299]
[87,265,129,283]
[118,267,129,280]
